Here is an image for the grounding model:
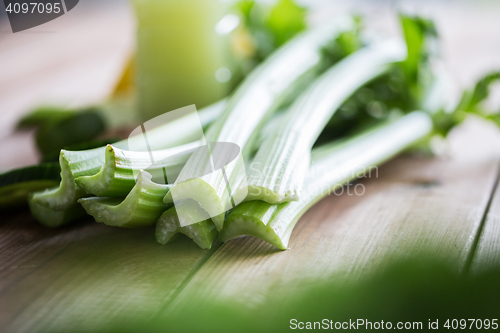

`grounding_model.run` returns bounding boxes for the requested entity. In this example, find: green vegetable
[17,106,76,128]
[156,200,217,249]
[28,200,86,228]
[76,104,286,200]
[399,14,438,103]
[29,149,101,211]
[35,107,107,157]
[240,39,406,204]
[0,162,60,210]
[19,95,136,159]
[220,112,433,249]
[75,142,197,197]
[431,71,500,137]
[460,71,500,112]
[41,137,121,163]
[233,0,307,76]
[79,172,171,228]
[165,17,358,230]
[19,103,133,160]
[267,0,307,48]
[0,162,60,188]
[28,100,226,227]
